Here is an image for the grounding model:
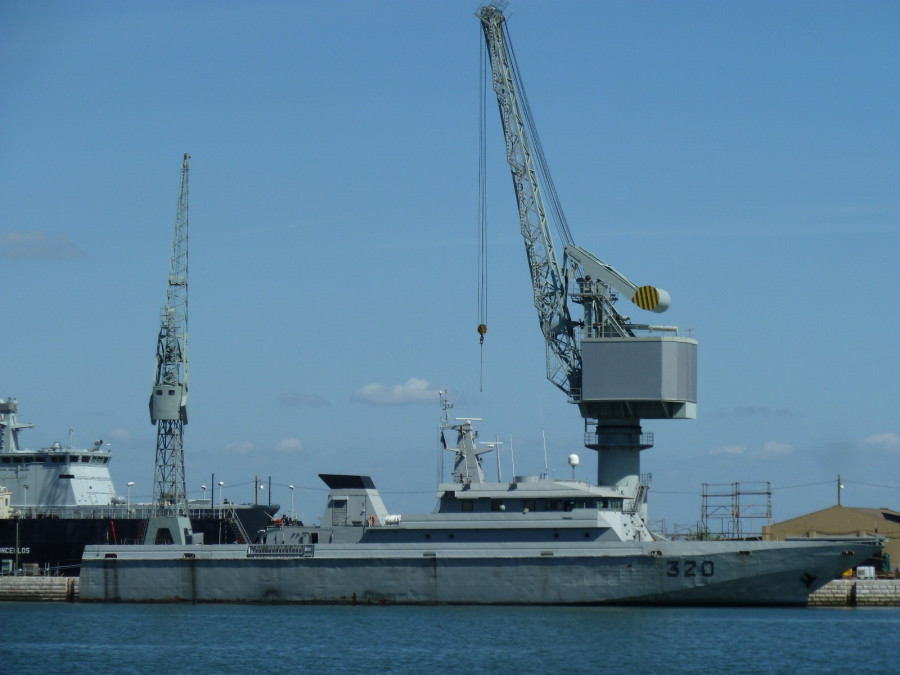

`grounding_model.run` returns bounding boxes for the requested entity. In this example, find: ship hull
[79,537,882,605]
[0,506,277,574]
